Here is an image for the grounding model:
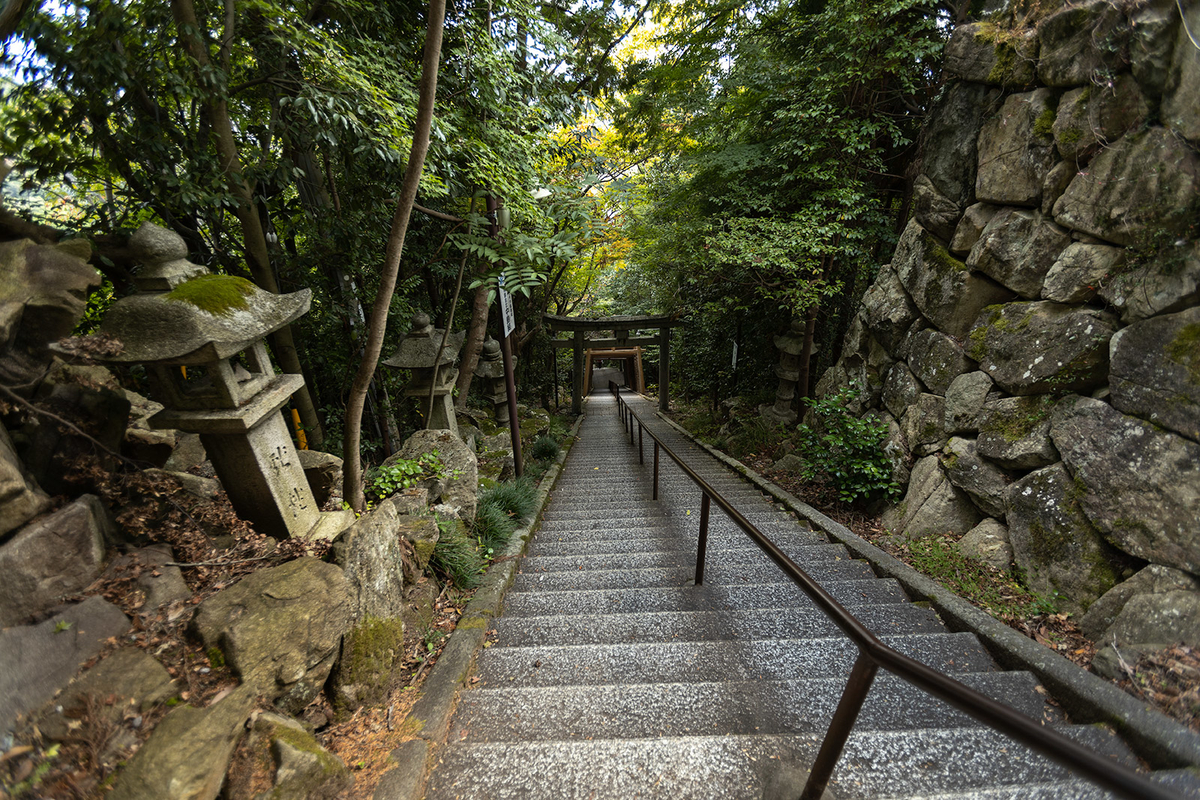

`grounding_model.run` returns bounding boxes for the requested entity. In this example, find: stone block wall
[817,0,1200,654]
